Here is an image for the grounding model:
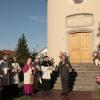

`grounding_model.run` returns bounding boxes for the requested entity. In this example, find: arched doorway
[69,32,93,63]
